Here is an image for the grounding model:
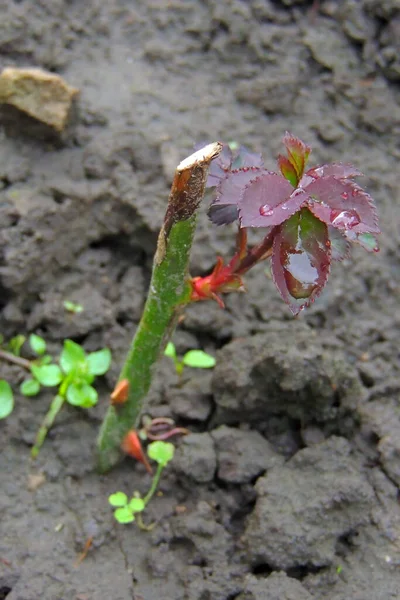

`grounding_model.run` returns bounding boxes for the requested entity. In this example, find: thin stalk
[0,349,31,371]
[234,228,275,275]
[143,463,164,506]
[97,142,222,472]
[31,394,65,458]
